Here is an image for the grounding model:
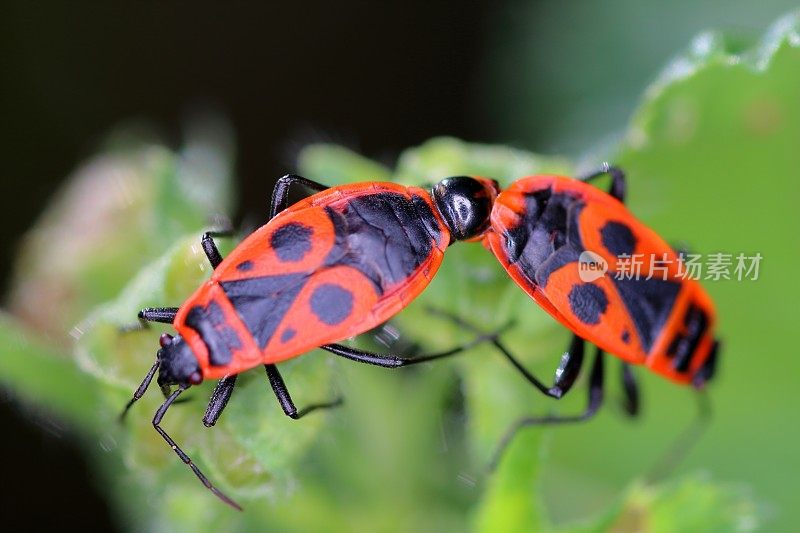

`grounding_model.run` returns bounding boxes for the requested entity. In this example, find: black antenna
[119,359,159,422]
